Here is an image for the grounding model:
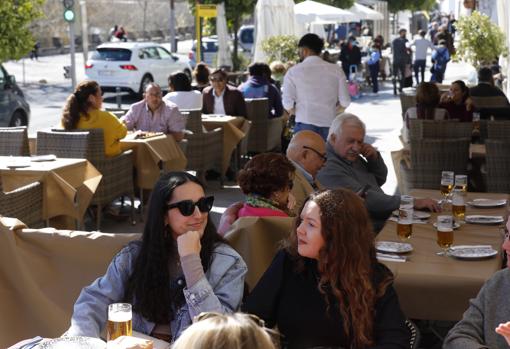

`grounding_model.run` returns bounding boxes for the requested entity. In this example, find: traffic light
[63,0,75,22]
